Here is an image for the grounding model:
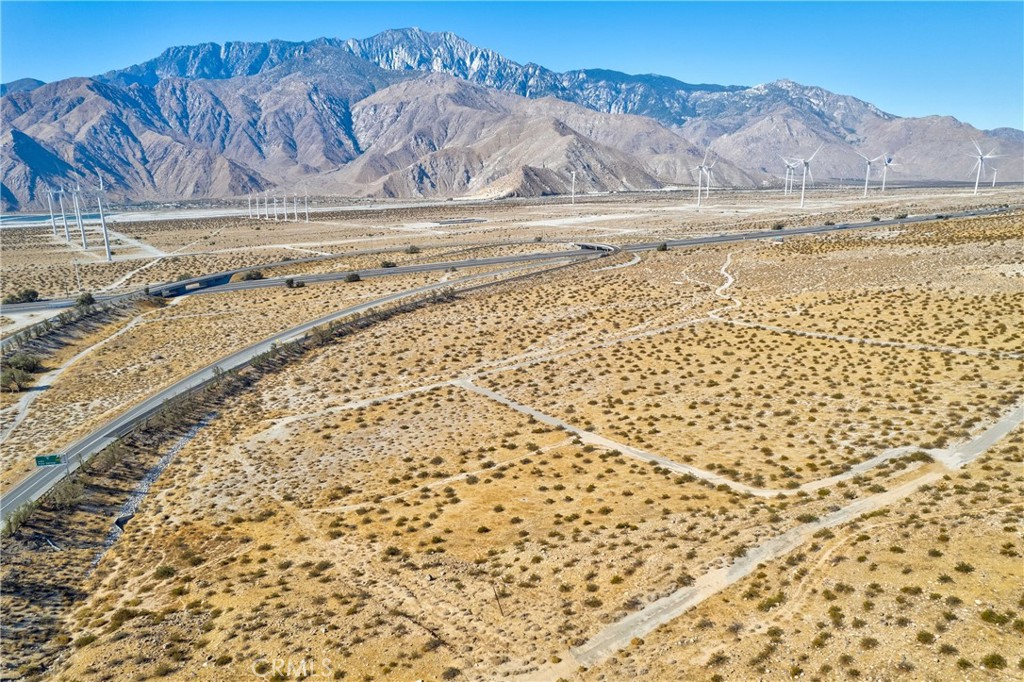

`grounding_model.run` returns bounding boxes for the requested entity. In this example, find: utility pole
[571,170,576,205]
